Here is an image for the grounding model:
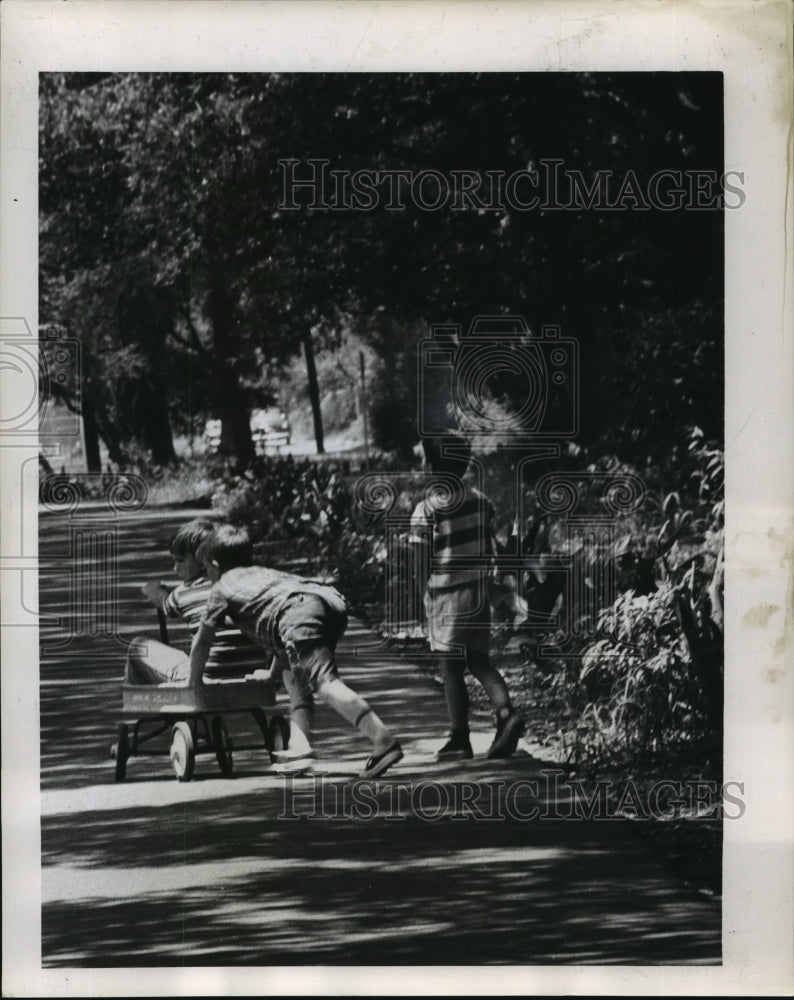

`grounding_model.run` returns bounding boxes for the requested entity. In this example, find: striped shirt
[163,578,213,629]
[164,577,267,677]
[410,484,495,593]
